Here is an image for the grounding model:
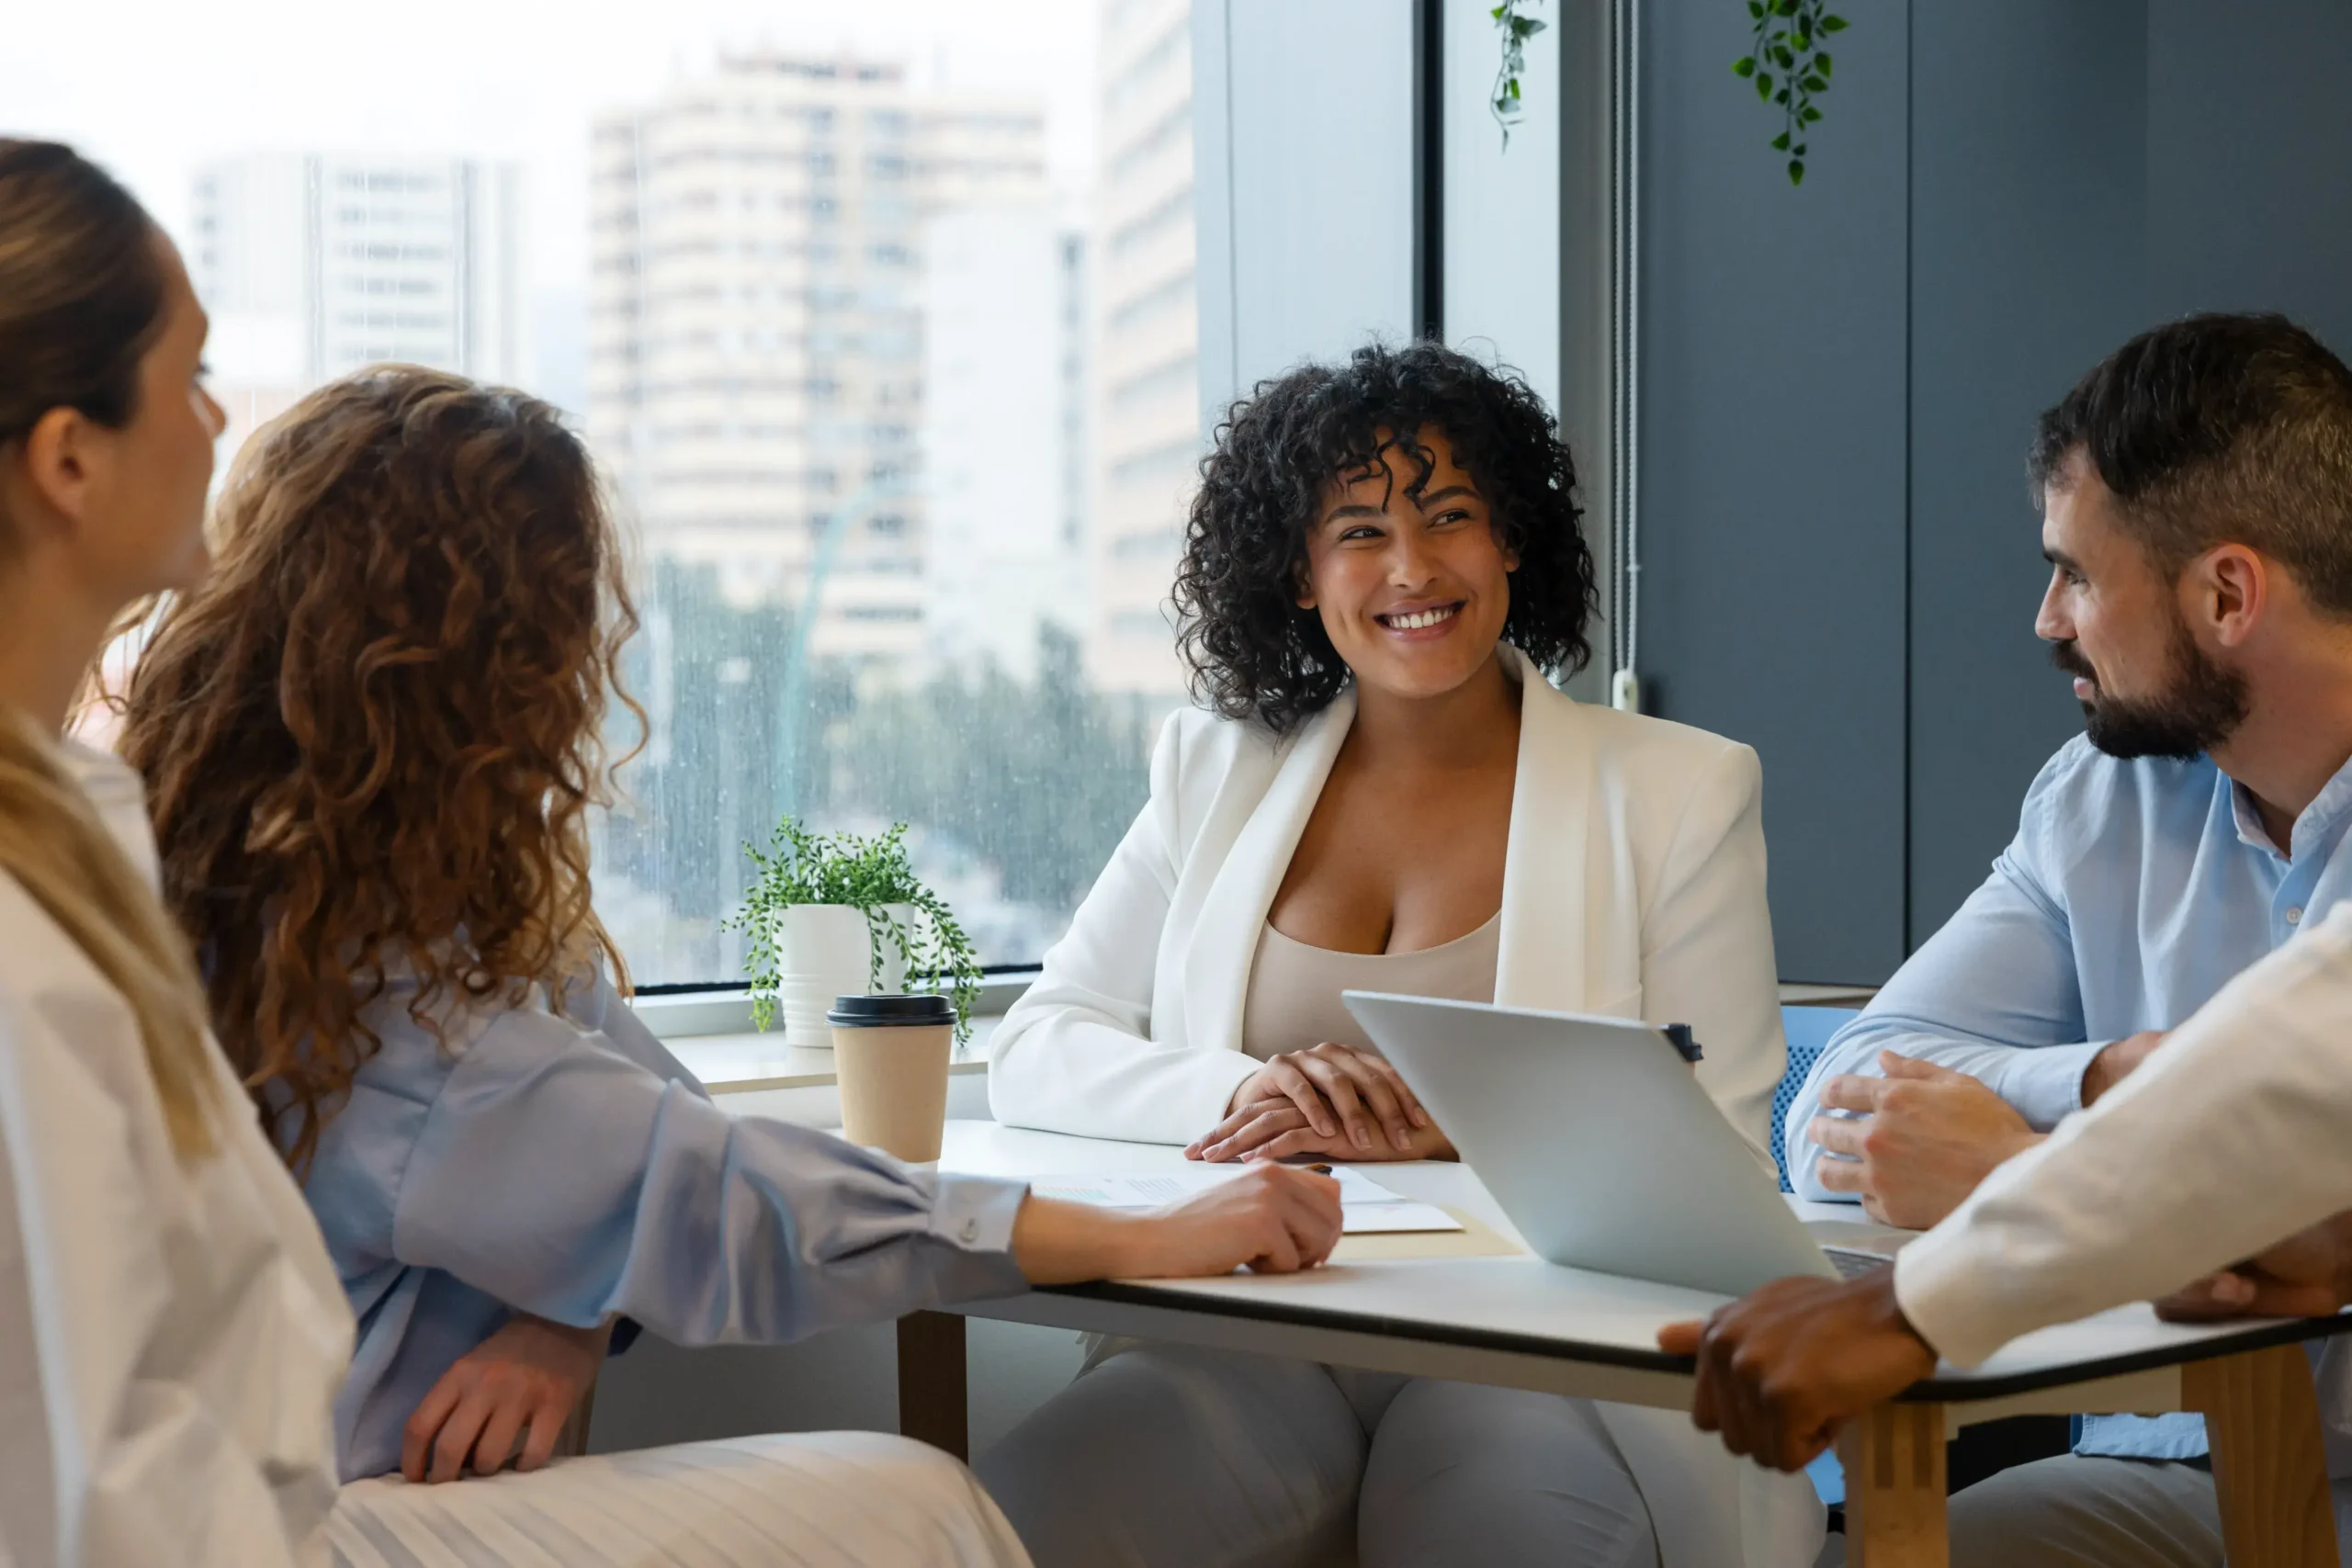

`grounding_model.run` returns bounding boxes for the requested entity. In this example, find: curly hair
[118,367,642,1172]
[1173,341,1596,733]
